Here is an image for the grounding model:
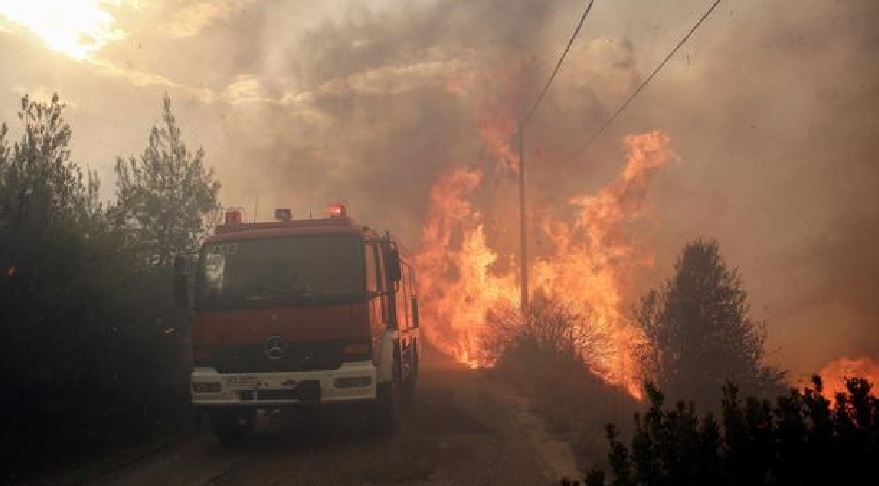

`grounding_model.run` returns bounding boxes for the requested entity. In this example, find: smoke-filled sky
[1,0,877,378]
